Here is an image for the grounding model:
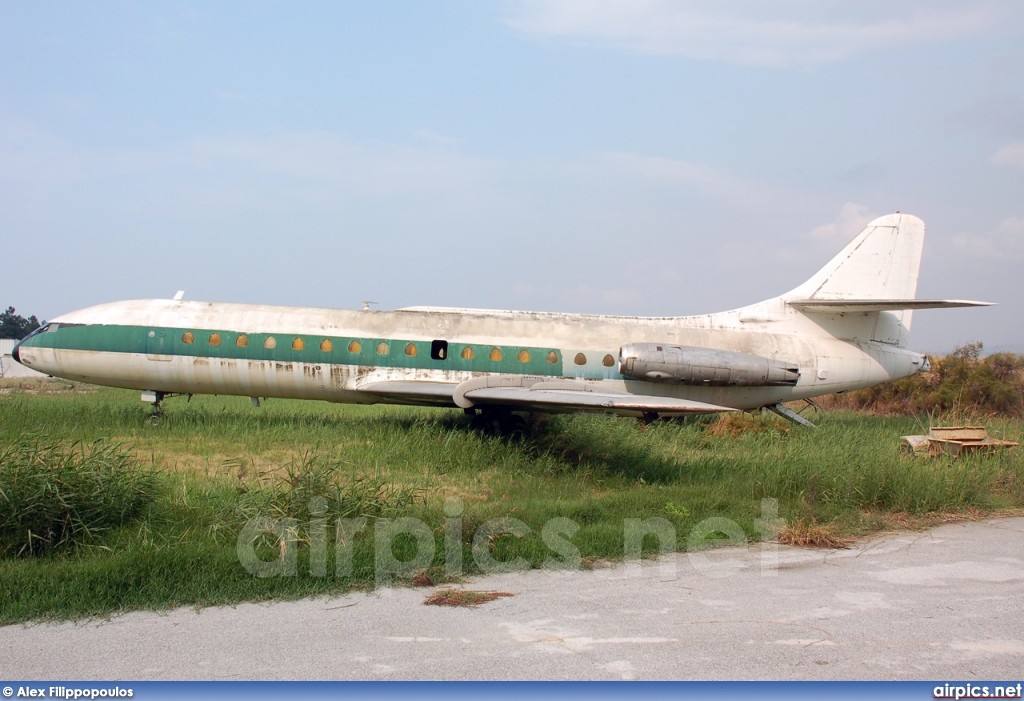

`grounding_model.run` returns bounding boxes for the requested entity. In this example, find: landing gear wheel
[505,414,527,442]
[640,412,660,427]
[469,409,528,439]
